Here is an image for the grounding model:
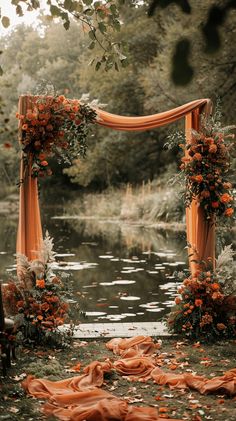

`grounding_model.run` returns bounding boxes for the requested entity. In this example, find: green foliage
[0,2,235,192]
[2,0,127,72]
